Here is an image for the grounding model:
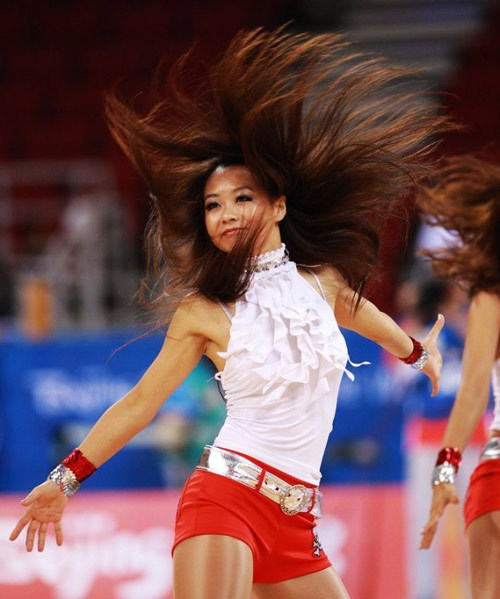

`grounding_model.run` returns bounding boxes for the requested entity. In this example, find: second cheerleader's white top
[214,244,361,485]
[490,359,500,432]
